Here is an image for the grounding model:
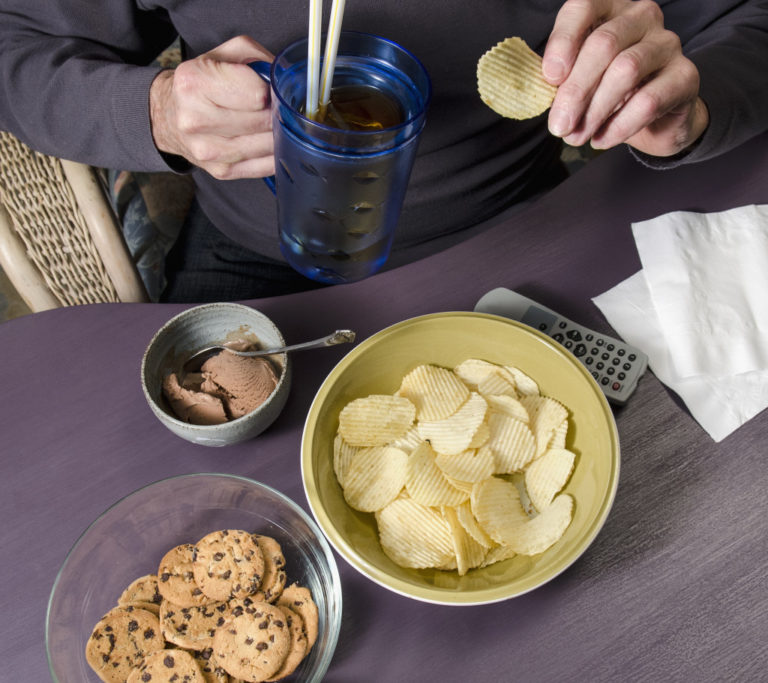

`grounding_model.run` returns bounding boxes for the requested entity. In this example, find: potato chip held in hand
[477,36,557,120]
